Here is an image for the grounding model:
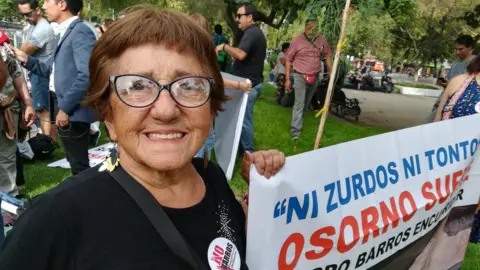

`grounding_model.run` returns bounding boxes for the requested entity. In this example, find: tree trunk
[413,66,421,82]
[224,3,238,38]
